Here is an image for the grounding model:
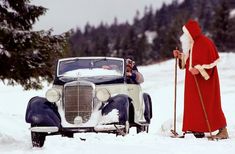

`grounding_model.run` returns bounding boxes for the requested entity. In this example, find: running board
[30,126,59,133]
[94,125,125,132]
